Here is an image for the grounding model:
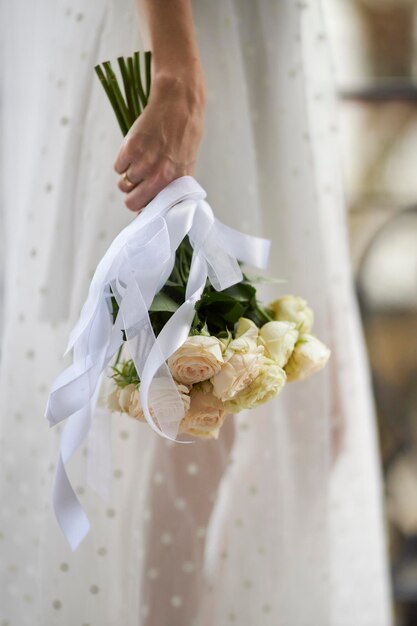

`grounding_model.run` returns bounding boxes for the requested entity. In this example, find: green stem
[94,65,128,135]
[144,50,152,99]
[117,57,136,123]
[127,56,141,118]
[113,343,124,368]
[133,51,148,109]
[255,303,274,325]
[103,61,132,132]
